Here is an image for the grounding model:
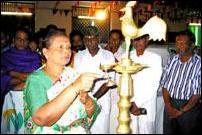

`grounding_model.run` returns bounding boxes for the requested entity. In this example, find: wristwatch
[139,108,147,115]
